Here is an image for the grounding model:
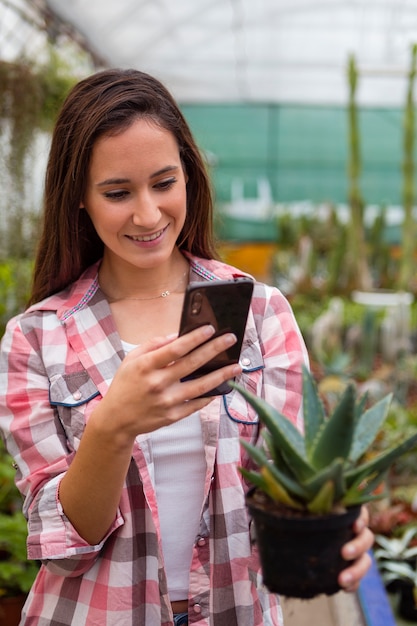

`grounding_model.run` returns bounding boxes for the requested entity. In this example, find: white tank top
[122,341,206,600]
